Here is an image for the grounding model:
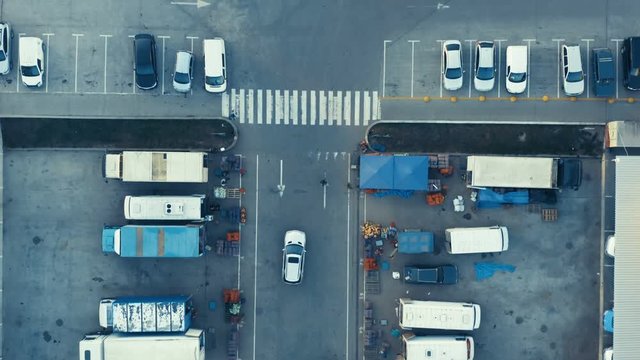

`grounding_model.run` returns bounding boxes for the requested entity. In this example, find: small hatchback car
[282,230,306,285]
[442,40,463,91]
[133,34,158,90]
[172,51,193,93]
